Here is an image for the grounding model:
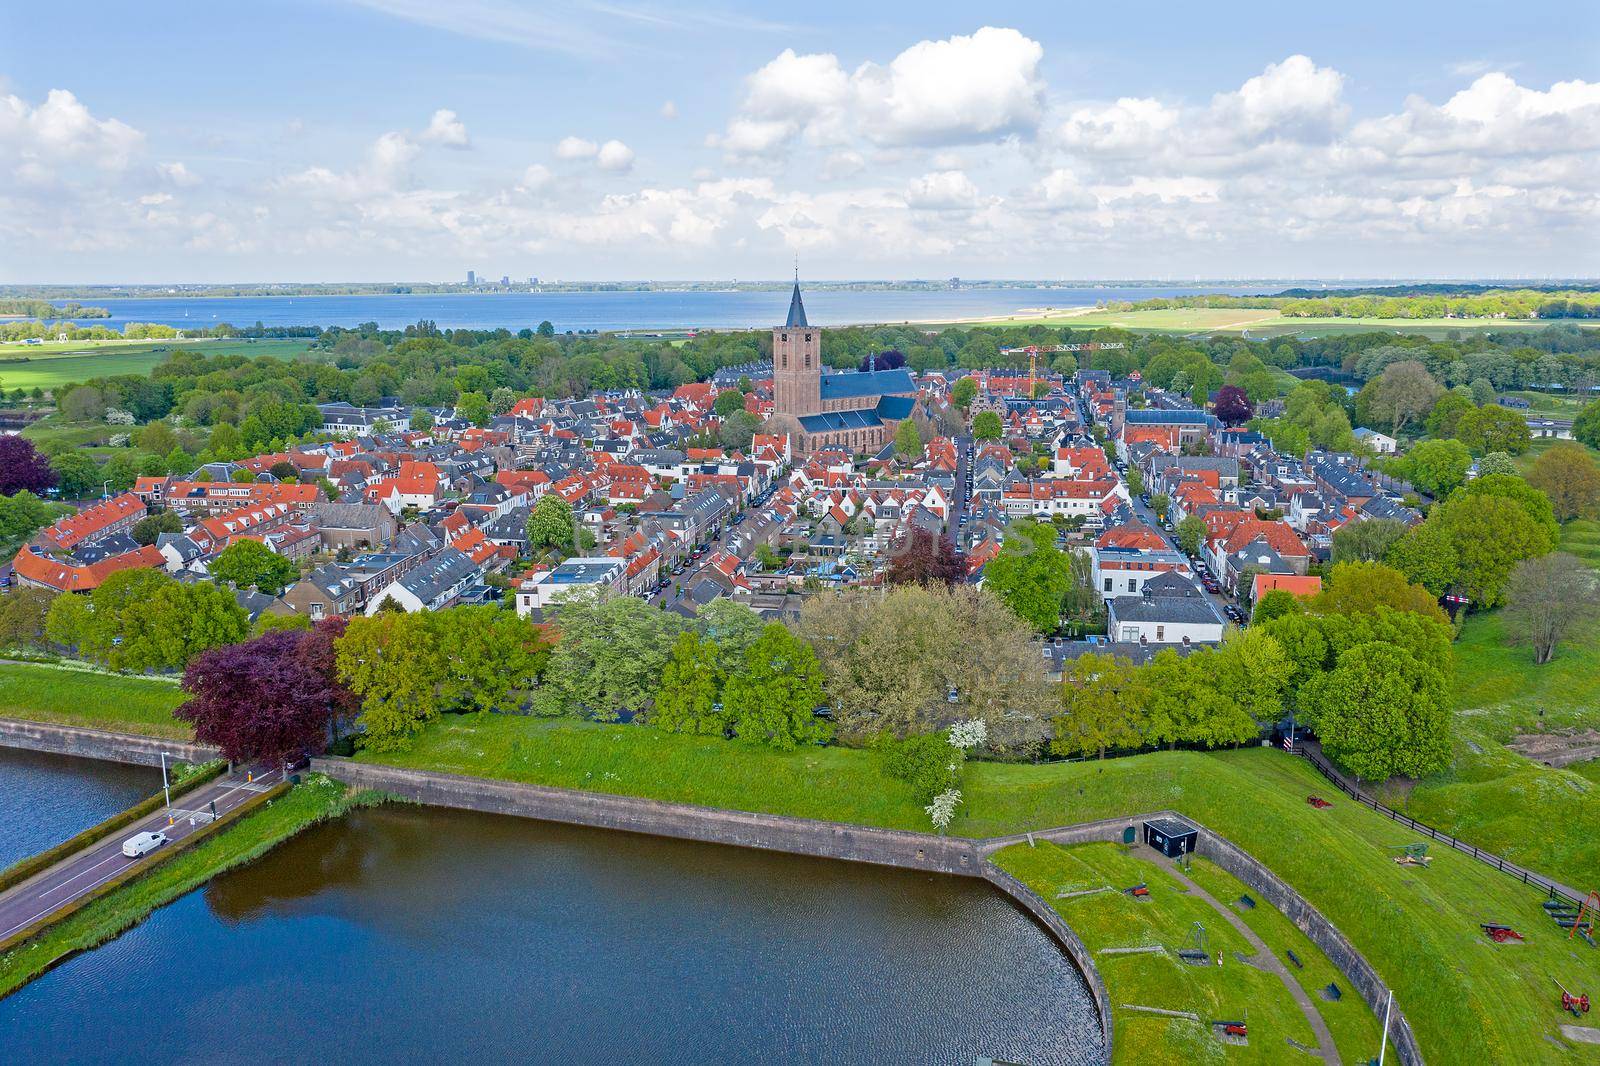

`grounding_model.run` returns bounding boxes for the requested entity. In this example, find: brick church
[767,281,918,456]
